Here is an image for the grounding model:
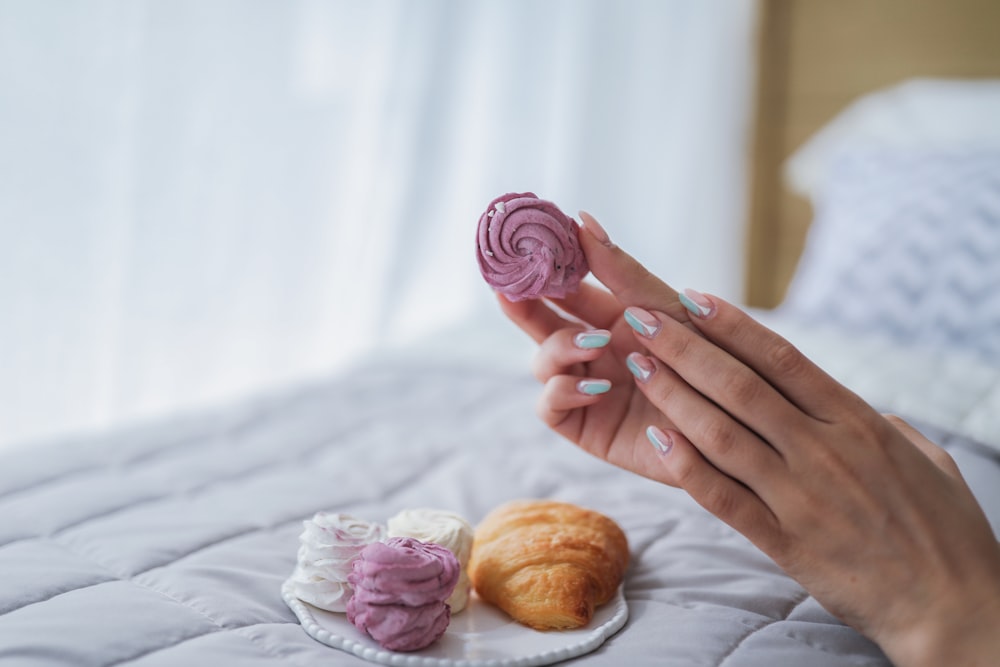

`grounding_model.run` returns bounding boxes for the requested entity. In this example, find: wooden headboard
[745,0,1000,308]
